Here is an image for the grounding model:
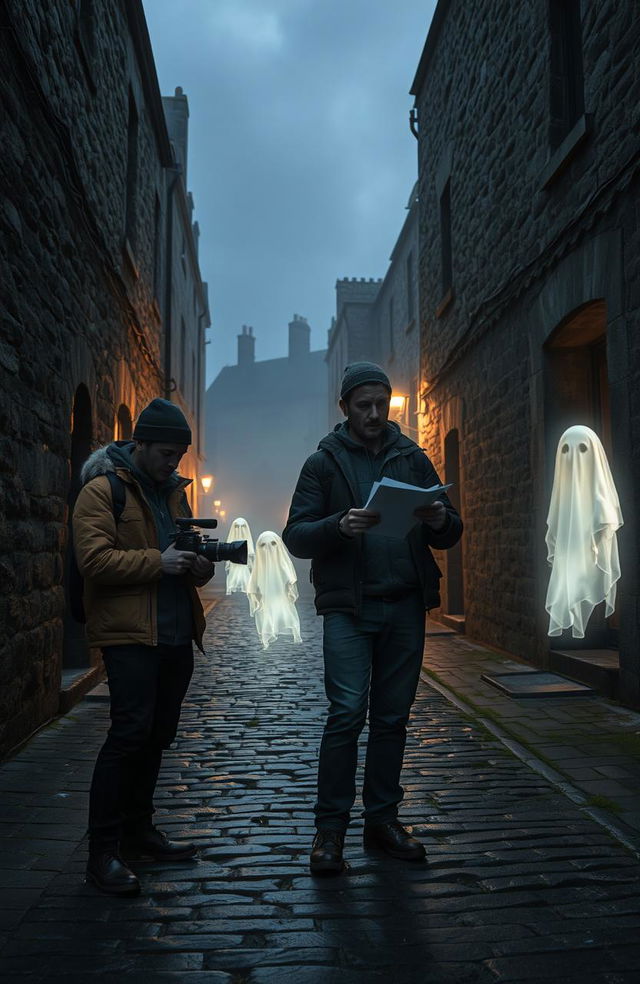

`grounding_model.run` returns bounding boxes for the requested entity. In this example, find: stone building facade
[204,318,328,541]
[0,0,209,758]
[326,187,420,434]
[411,0,640,703]
[161,87,210,509]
